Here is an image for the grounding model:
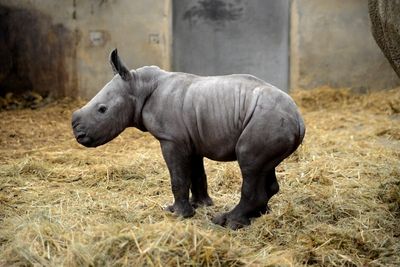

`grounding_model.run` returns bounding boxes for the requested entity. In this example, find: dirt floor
[0,88,399,266]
